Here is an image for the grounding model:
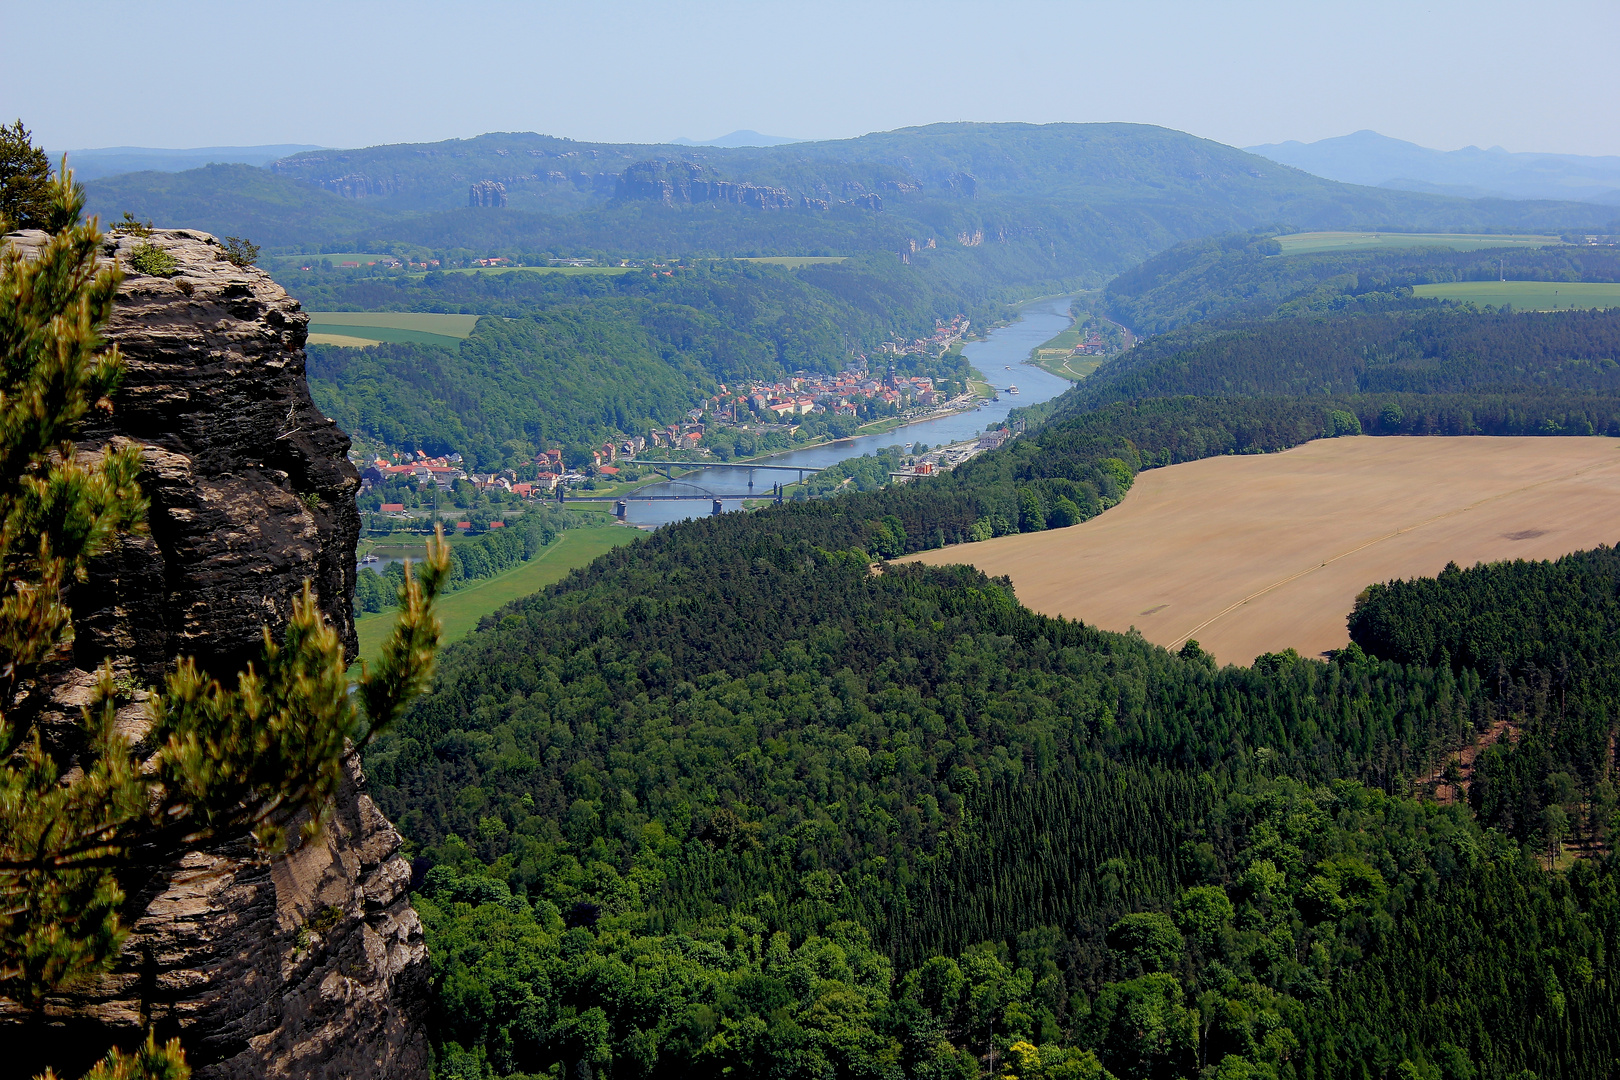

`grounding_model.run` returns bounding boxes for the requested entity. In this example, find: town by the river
[609,295,1077,527]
